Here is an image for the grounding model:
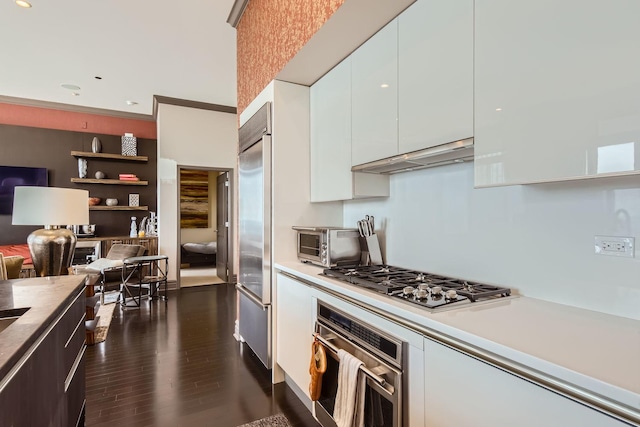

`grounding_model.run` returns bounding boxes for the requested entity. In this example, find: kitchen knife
[357,221,366,237]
